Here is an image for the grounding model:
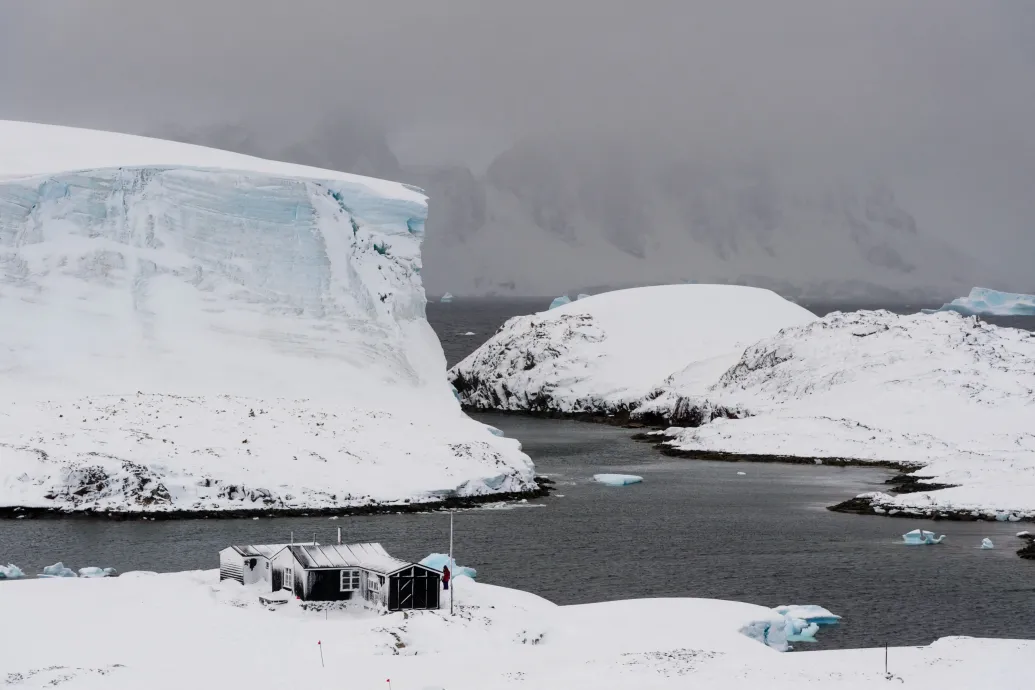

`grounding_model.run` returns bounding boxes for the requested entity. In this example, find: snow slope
[449,284,816,418]
[0,121,535,513]
[663,310,1035,518]
[0,570,1029,690]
